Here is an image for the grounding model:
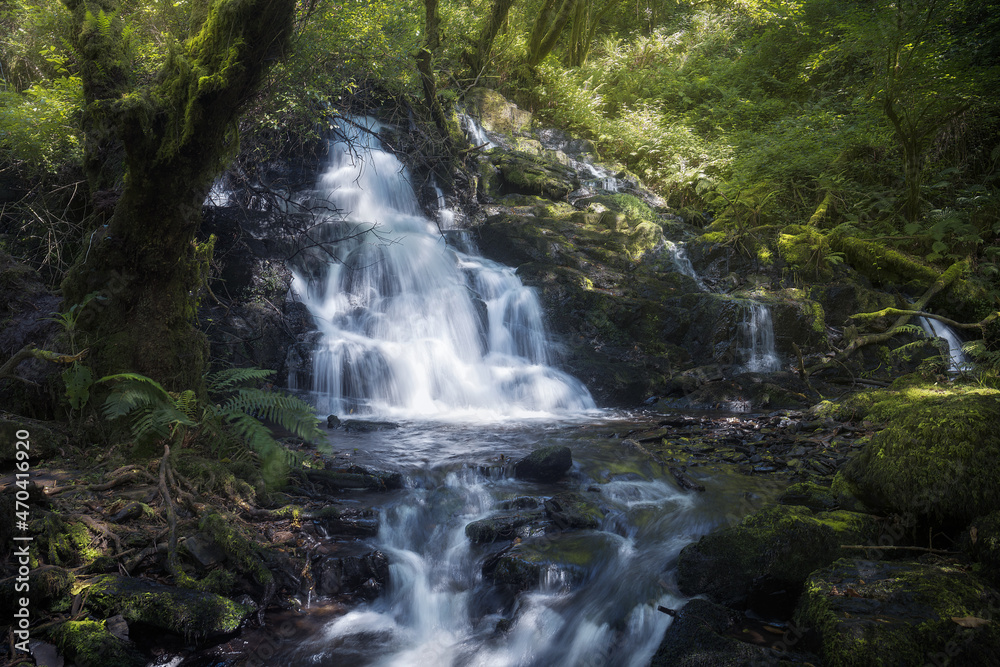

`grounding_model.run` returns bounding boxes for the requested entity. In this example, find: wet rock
[497,496,540,510]
[50,620,145,667]
[464,87,532,136]
[466,512,543,543]
[484,533,615,591]
[313,549,389,600]
[676,504,880,613]
[796,558,1000,667]
[544,491,603,529]
[300,464,404,492]
[490,152,580,201]
[84,574,254,638]
[314,506,380,537]
[649,598,802,667]
[341,419,400,432]
[778,481,840,512]
[513,445,573,482]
